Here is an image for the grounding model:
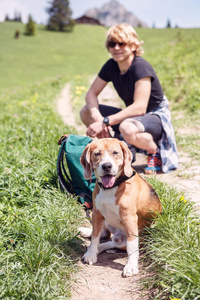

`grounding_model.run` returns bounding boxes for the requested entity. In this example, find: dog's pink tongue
[101,175,115,188]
